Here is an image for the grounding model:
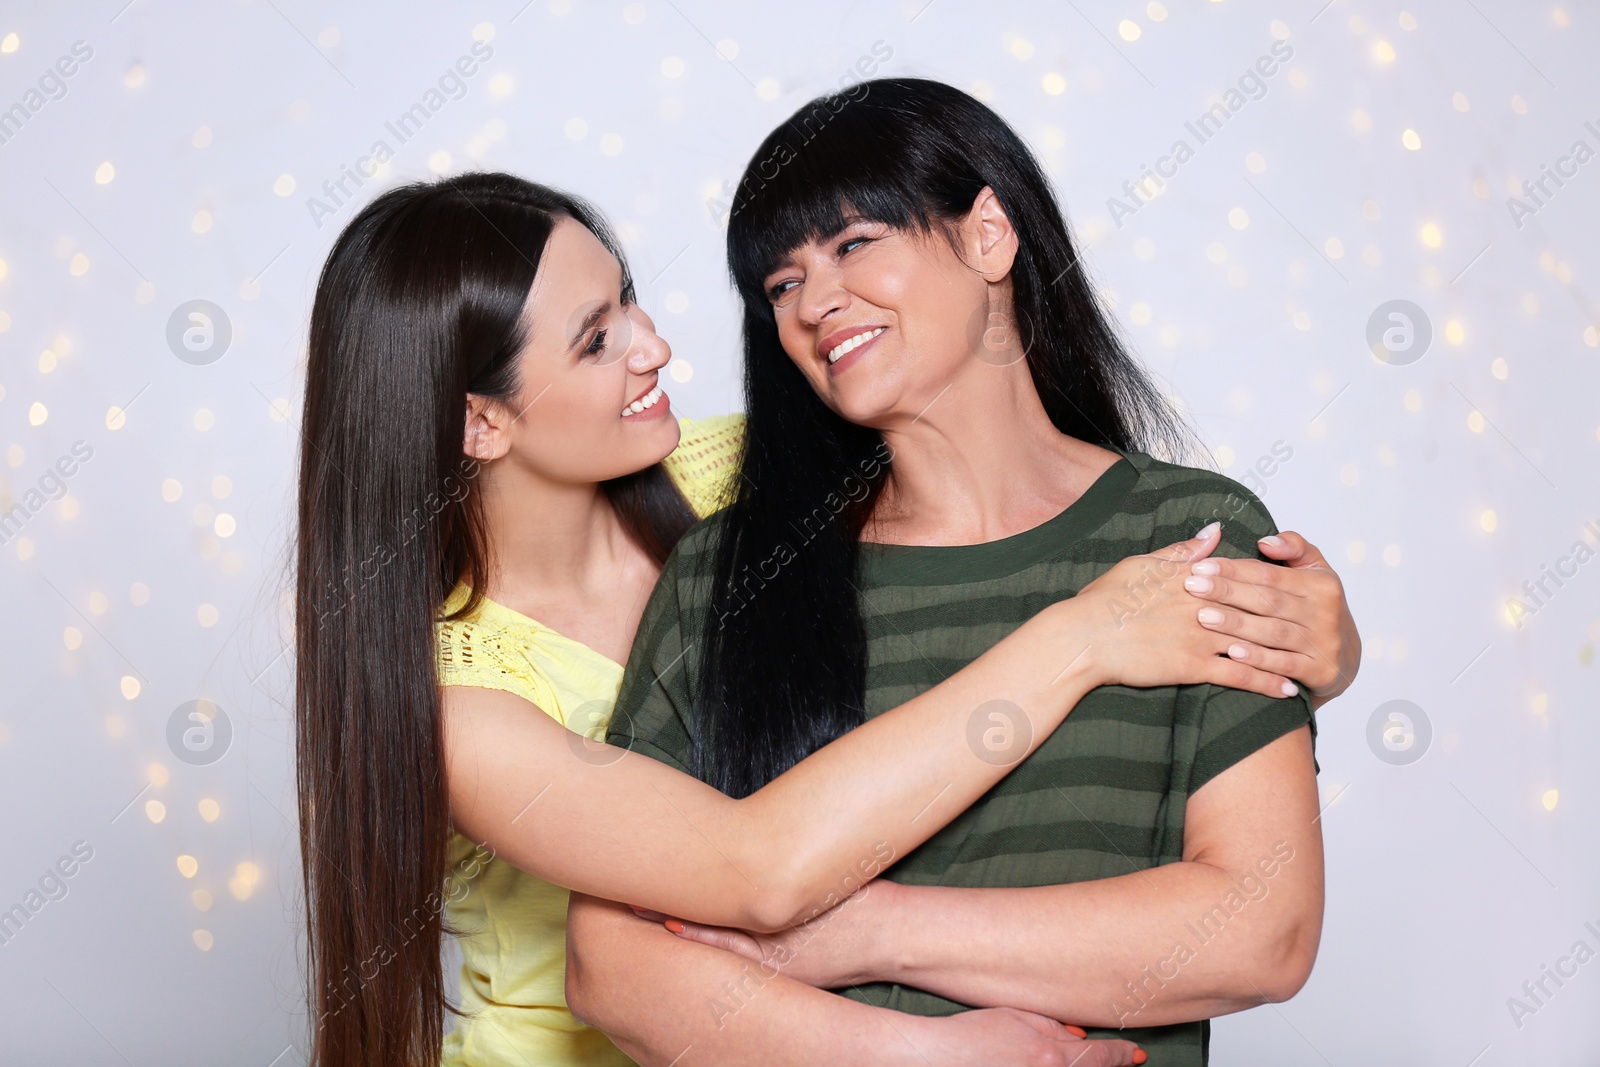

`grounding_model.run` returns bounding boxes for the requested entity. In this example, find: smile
[622,383,667,417]
[824,327,886,364]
